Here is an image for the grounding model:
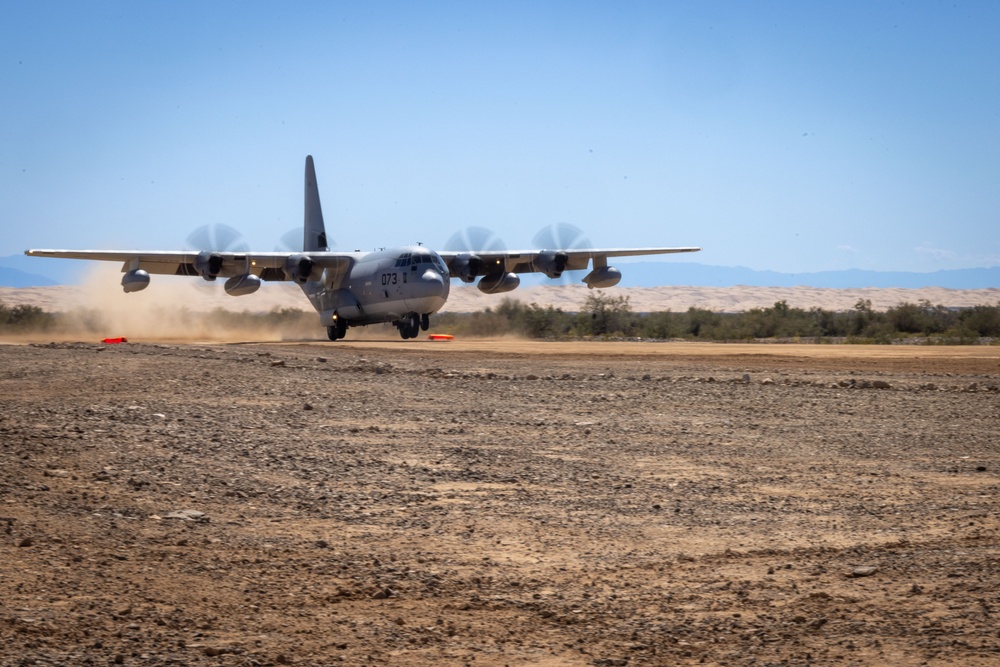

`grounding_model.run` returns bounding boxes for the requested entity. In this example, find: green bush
[4,298,999,344]
[577,292,636,337]
[957,304,1000,337]
[0,303,55,331]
